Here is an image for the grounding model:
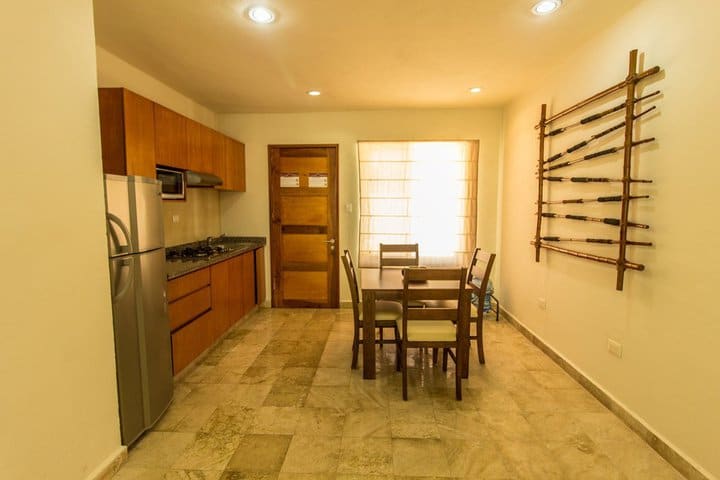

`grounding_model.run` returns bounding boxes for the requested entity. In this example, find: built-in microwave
[156,167,185,200]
